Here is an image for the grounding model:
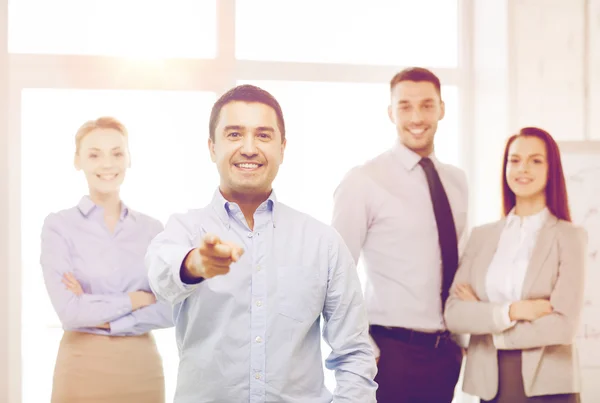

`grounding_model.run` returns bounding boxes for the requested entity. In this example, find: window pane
[9,0,216,58]
[238,80,460,392]
[236,0,458,67]
[21,89,217,403]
